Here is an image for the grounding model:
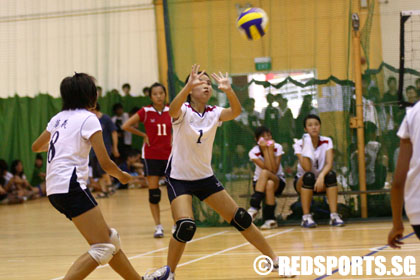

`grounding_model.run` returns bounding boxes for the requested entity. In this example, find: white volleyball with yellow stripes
[236,8,268,40]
